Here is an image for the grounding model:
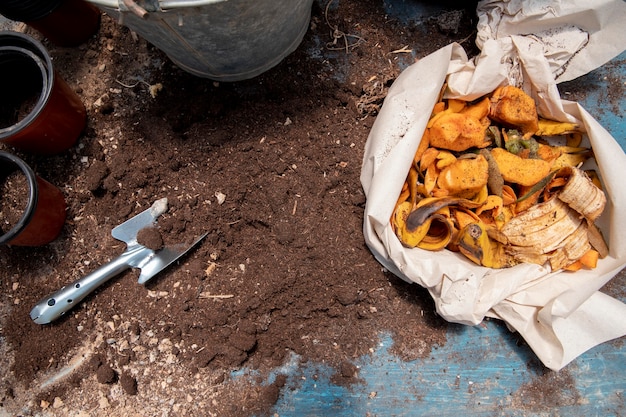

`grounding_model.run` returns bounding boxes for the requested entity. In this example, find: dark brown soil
[0,170,29,234]
[0,1,623,416]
